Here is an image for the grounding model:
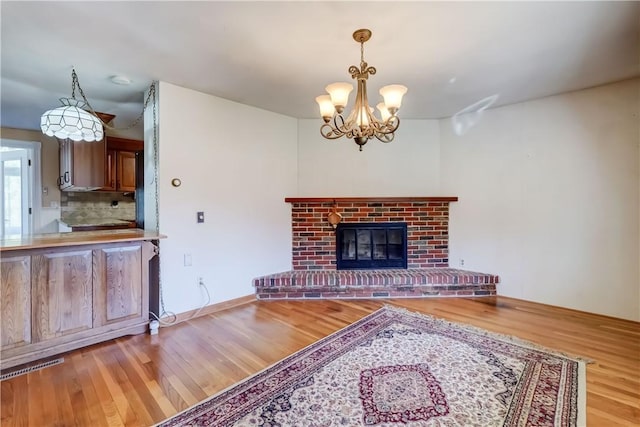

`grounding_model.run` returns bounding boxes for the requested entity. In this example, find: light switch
[197,211,204,223]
